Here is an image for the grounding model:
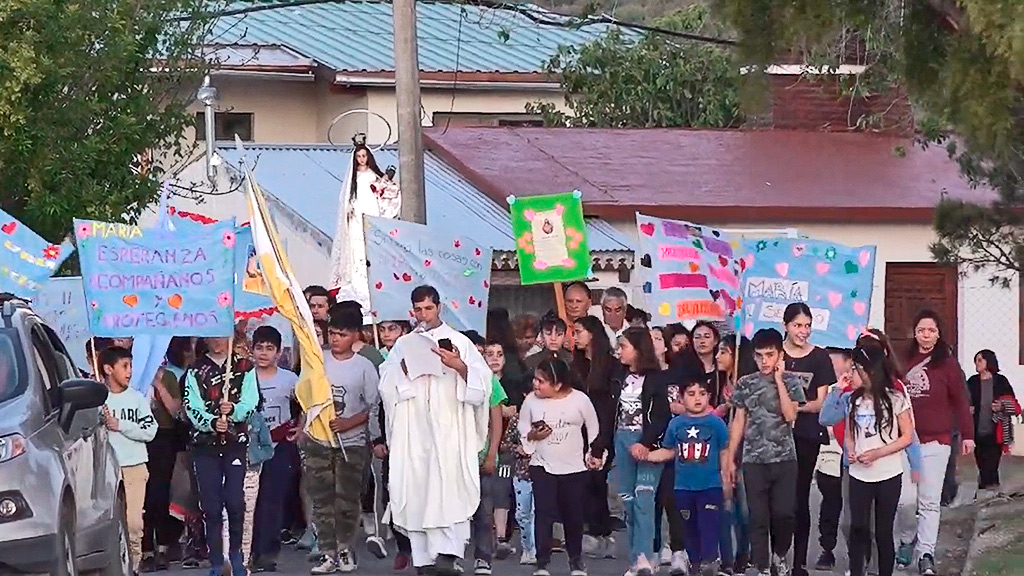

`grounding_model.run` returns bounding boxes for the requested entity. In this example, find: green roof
[210,1,623,73]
